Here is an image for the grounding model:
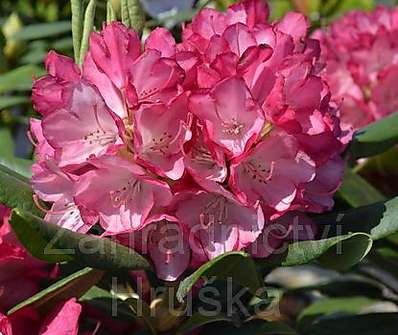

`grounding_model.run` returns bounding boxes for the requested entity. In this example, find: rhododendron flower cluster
[314,5,398,129]
[30,0,347,281]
